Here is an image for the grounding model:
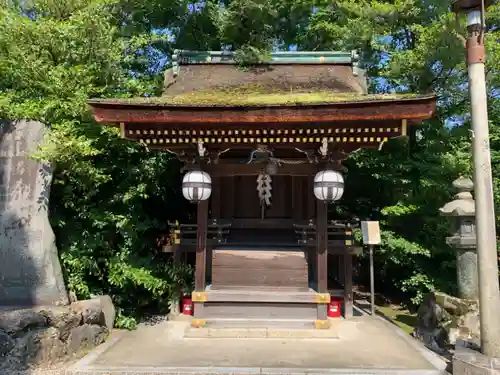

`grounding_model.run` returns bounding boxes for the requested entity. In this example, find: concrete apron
[183,319,341,339]
[66,315,449,375]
